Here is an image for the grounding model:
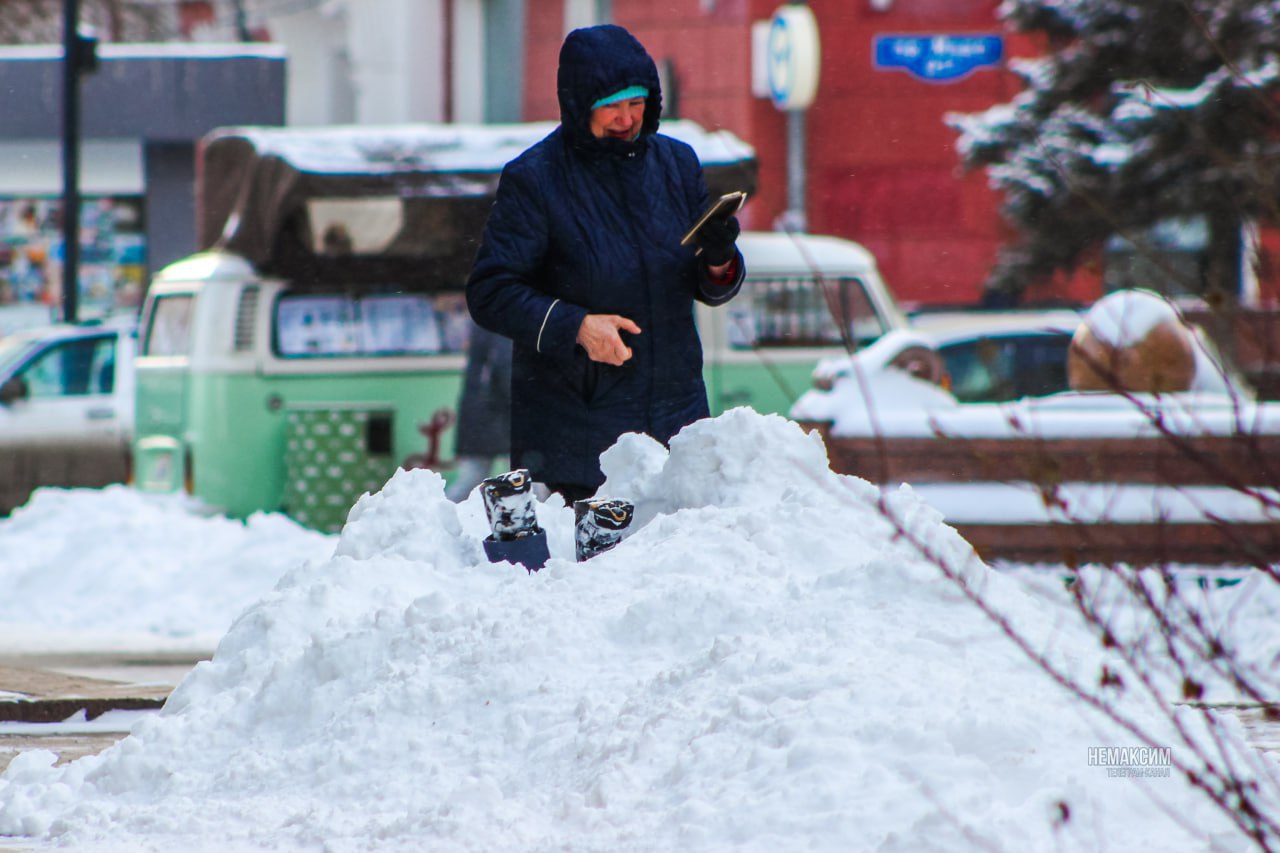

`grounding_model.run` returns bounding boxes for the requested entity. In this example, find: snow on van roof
[737,231,878,276]
[209,119,756,174]
[153,251,258,284]
[197,120,758,277]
